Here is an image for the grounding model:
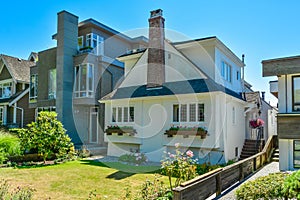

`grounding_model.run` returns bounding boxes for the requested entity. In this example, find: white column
[13,103,17,124]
